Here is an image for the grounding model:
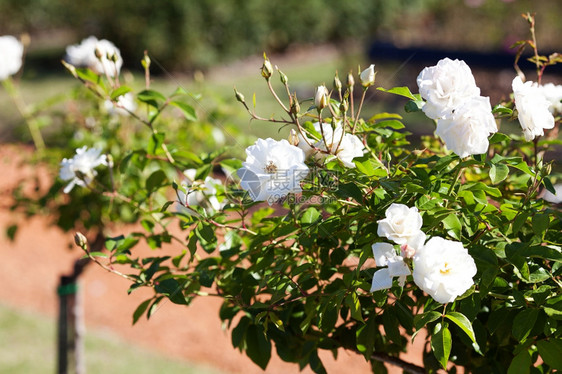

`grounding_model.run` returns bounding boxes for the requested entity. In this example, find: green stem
[2,78,45,151]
